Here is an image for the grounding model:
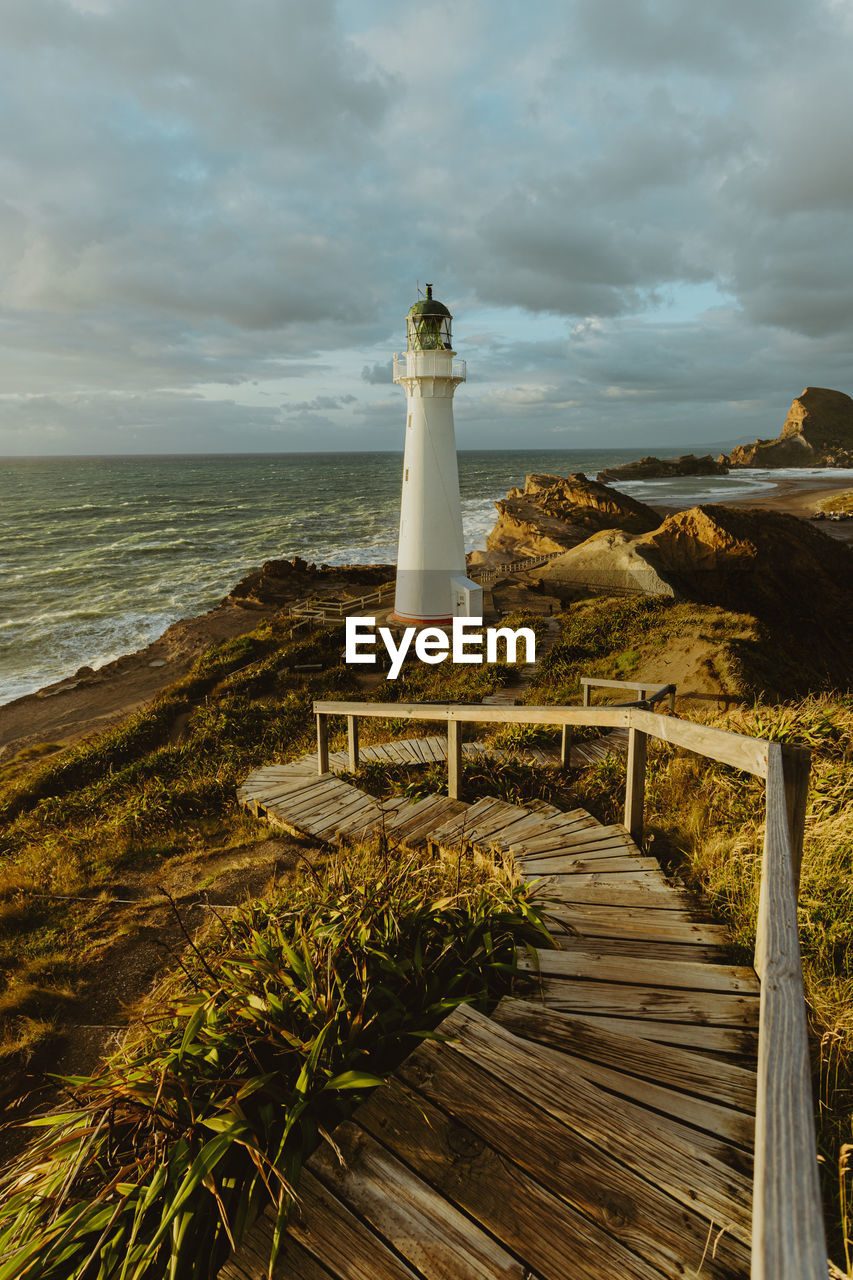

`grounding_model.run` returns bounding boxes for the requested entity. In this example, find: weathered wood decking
[225,738,763,1280]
